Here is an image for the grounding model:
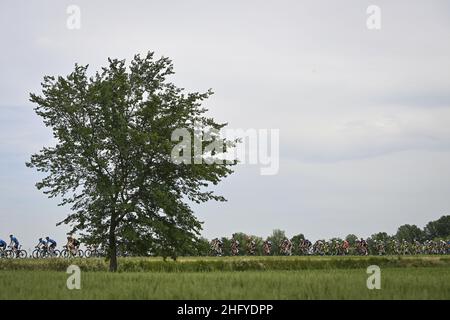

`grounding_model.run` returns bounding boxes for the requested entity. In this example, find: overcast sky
[1,0,450,249]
